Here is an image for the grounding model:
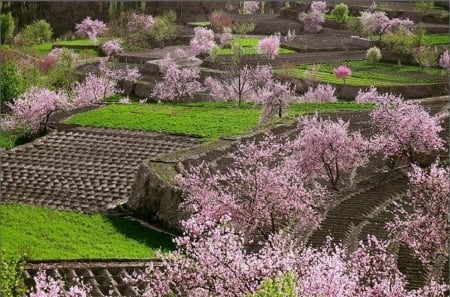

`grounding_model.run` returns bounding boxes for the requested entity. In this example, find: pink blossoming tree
[28,270,91,297]
[75,16,107,42]
[295,115,368,189]
[242,1,260,14]
[439,50,450,69]
[387,162,449,265]
[190,27,216,55]
[299,84,337,103]
[360,11,414,40]
[369,99,444,165]
[284,29,296,42]
[152,59,204,101]
[178,133,327,242]
[101,39,123,56]
[257,35,280,60]
[72,73,118,107]
[204,65,273,107]
[3,87,70,135]
[128,12,154,32]
[333,65,352,84]
[299,1,327,33]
